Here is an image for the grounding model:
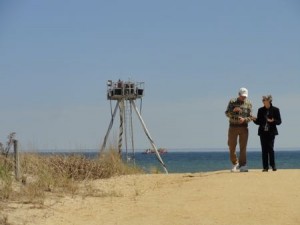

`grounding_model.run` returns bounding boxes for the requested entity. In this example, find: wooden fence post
[13,140,20,181]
